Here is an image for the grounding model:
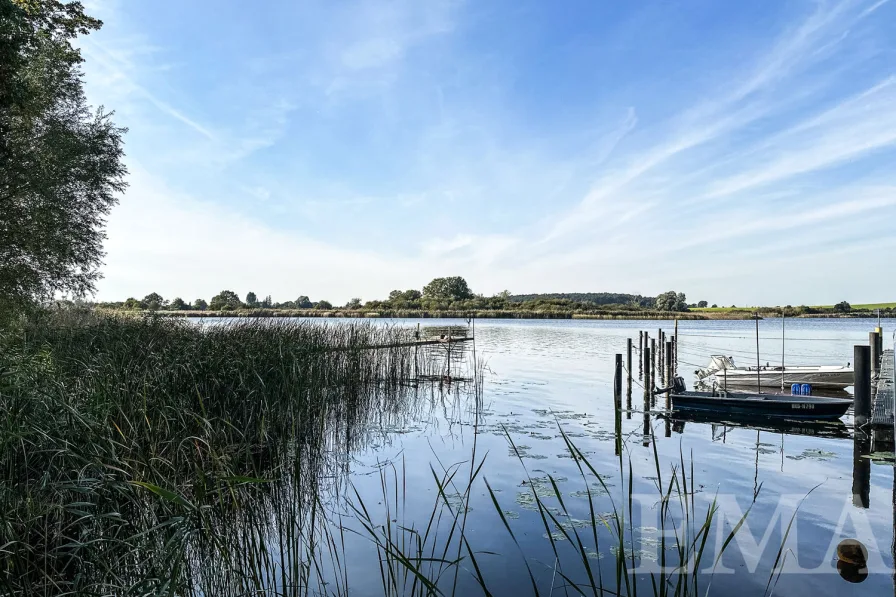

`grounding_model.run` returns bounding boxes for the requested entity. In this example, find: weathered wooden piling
[871,331,881,378]
[854,345,871,428]
[639,331,644,380]
[658,330,664,380]
[671,335,677,376]
[650,337,656,386]
[665,340,673,409]
[643,345,651,409]
[614,353,622,409]
[674,319,679,371]
[626,337,633,392]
